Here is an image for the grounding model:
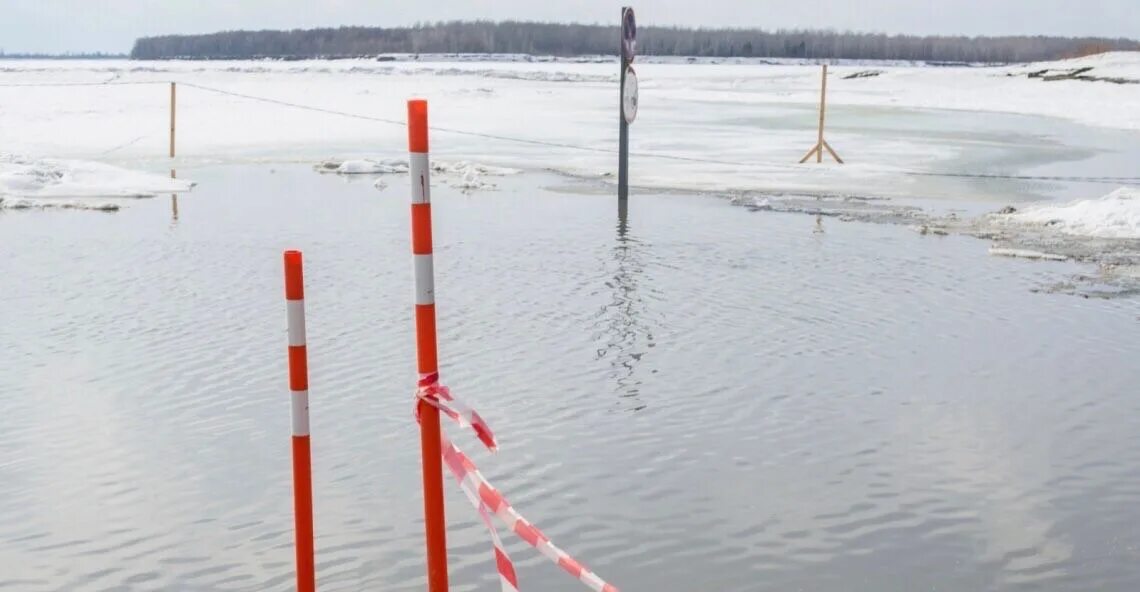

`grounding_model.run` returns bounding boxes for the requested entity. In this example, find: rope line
[177,83,1140,185]
[100,134,152,156]
[178,82,407,126]
[4,78,1139,185]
